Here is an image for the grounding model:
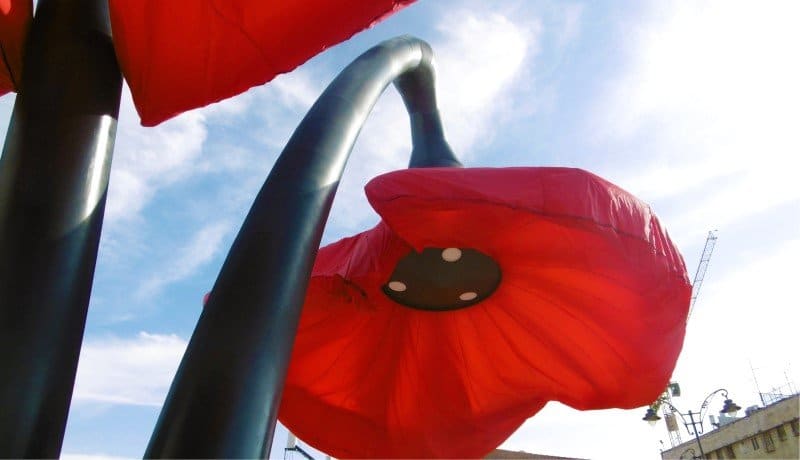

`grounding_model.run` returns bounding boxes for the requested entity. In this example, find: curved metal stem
[145,36,458,458]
